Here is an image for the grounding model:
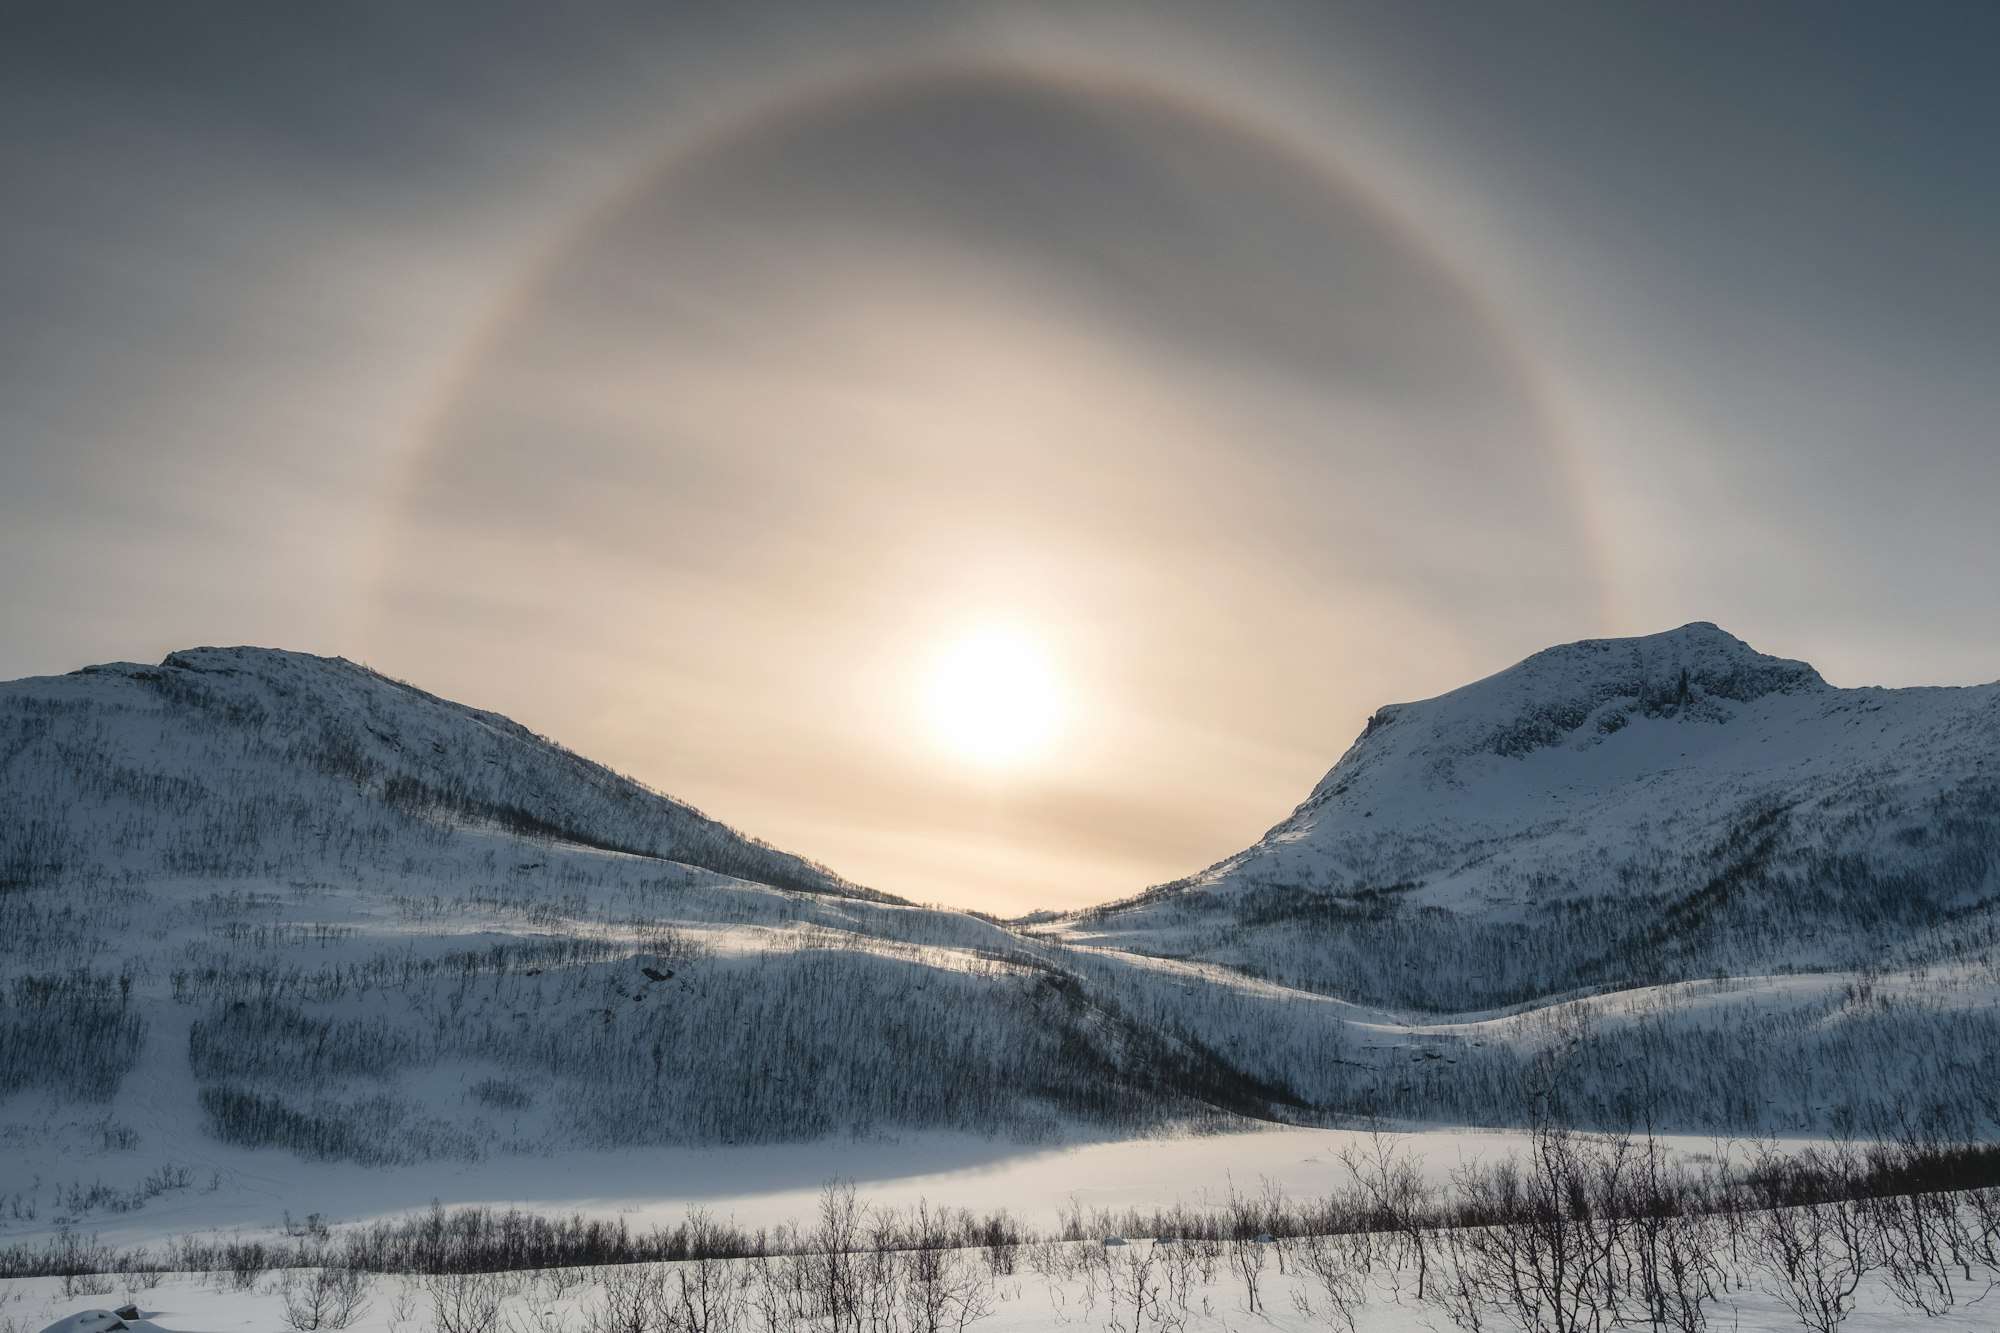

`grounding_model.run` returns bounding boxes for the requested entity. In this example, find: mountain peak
[158,644,355,674]
[1504,616,1824,680]
[1474,622,1826,723]
[1297,623,1829,813]
[69,645,374,691]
